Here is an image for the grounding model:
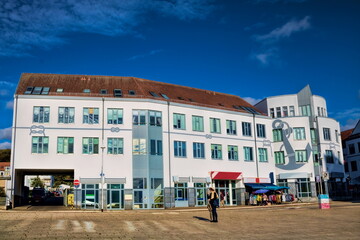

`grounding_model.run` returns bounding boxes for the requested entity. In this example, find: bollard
[318,194,330,209]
